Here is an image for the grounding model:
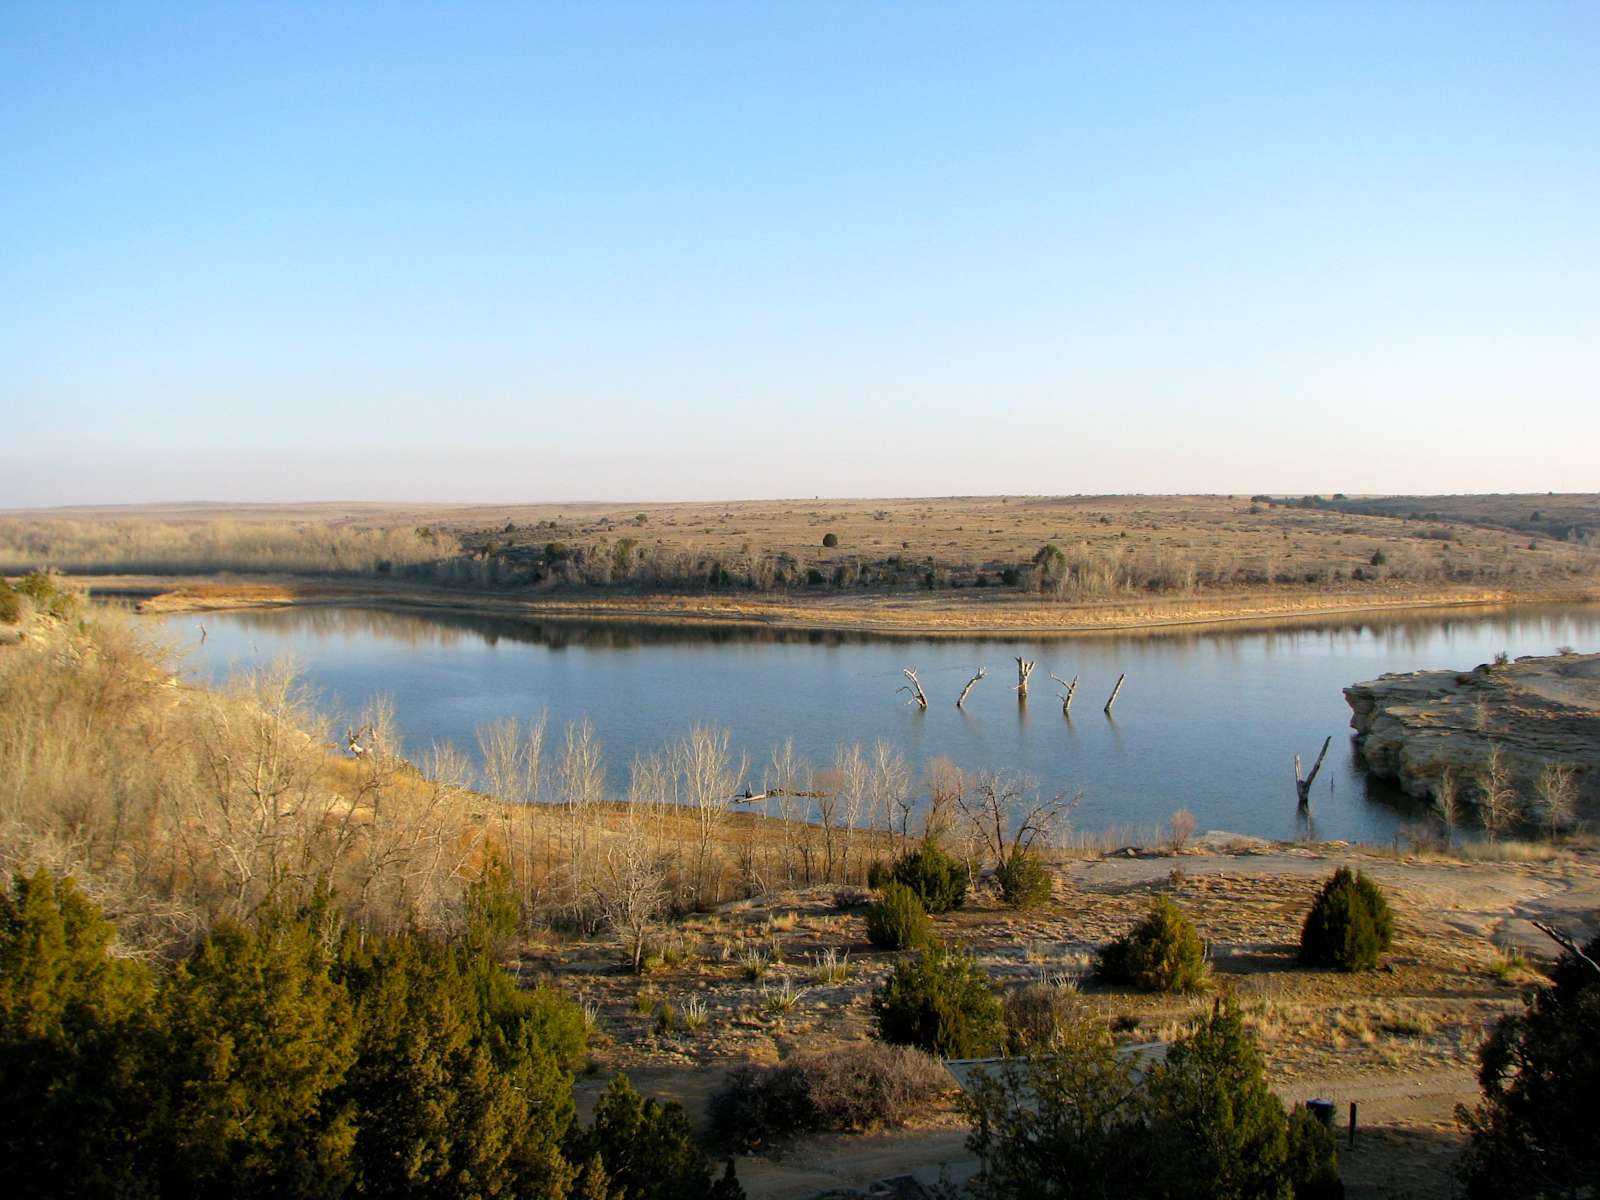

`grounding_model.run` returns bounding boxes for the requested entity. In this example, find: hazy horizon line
[4,488,1589,517]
